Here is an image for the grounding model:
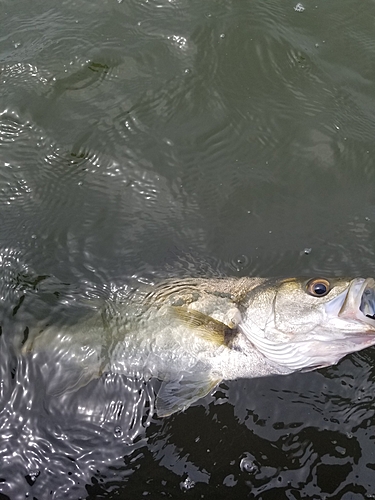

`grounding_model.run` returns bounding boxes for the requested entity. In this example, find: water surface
[1,0,375,498]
